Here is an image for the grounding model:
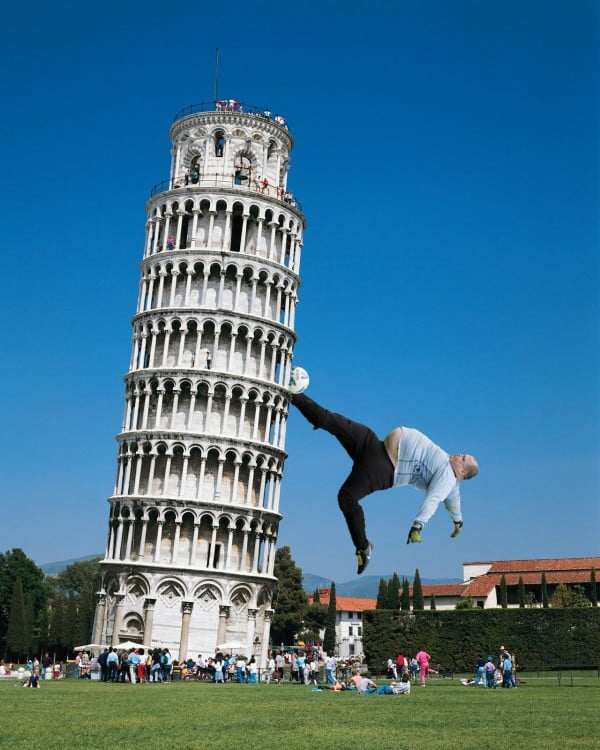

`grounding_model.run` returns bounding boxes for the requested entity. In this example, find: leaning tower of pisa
[92,99,305,665]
